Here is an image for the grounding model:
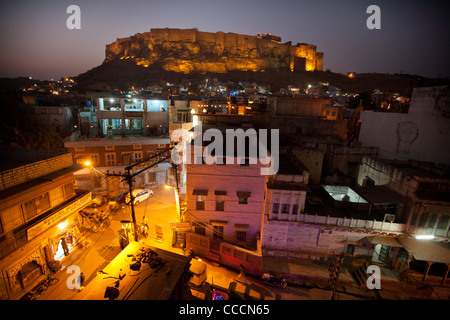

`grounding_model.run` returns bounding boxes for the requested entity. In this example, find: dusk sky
[0,0,449,81]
